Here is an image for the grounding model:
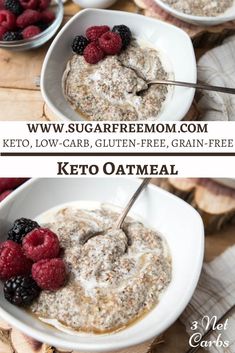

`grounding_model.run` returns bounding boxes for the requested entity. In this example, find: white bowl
[41,9,197,121]
[0,178,204,352]
[154,0,235,26]
[72,0,117,9]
